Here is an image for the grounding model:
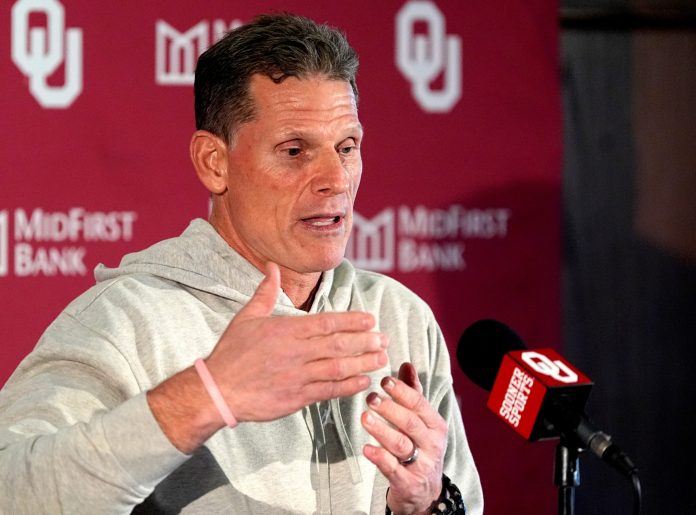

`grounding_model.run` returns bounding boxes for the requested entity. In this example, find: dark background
[561,1,696,513]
